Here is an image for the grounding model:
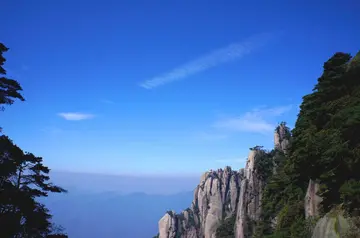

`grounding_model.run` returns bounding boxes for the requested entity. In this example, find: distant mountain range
[42,172,196,238]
